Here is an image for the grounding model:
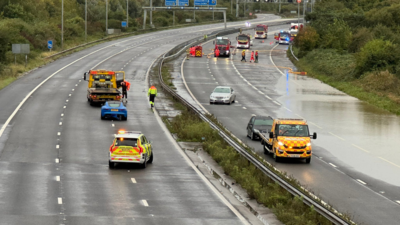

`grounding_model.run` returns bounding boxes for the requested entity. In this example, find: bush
[294,26,319,57]
[319,19,352,51]
[154,17,169,27]
[359,70,400,94]
[356,39,399,76]
[348,27,373,53]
